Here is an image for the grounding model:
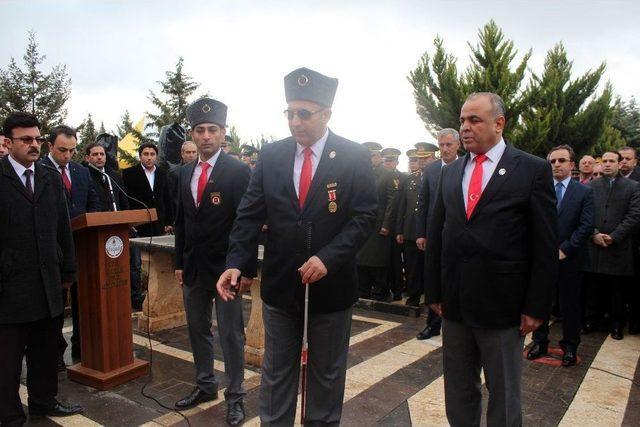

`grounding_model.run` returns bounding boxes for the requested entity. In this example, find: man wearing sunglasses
[527,145,594,366]
[0,112,83,425]
[217,67,377,425]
